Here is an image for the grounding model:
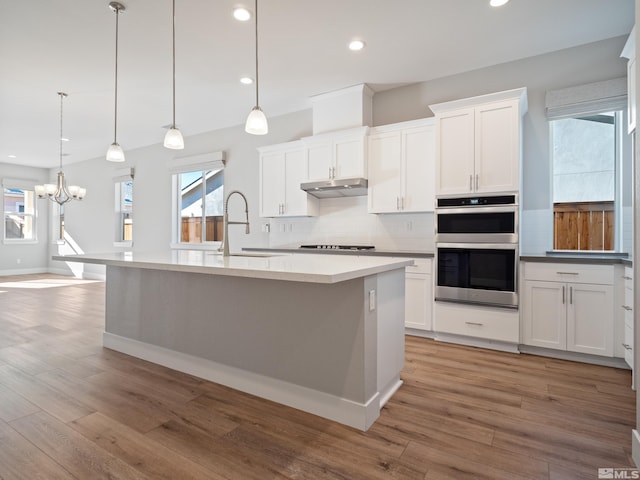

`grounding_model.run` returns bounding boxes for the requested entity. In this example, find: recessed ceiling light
[233,7,251,21]
[240,76,254,85]
[60,137,69,142]
[490,0,509,6]
[7,154,16,158]
[349,40,365,51]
